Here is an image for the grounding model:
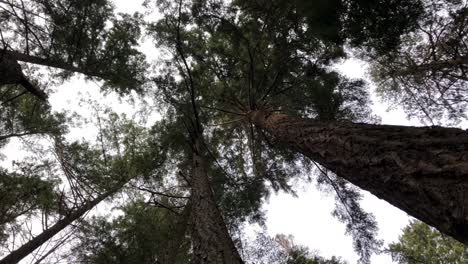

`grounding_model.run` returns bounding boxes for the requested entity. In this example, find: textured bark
[0,57,47,100]
[0,187,121,264]
[249,110,468,244]
[190,139,243,264]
